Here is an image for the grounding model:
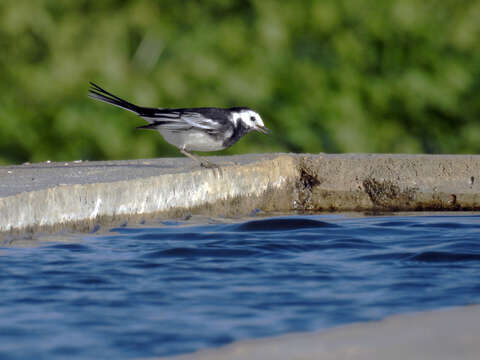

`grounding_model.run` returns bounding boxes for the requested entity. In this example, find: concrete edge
[3,153,480,235]
[0,155,299,235]
[158,305,480,360]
